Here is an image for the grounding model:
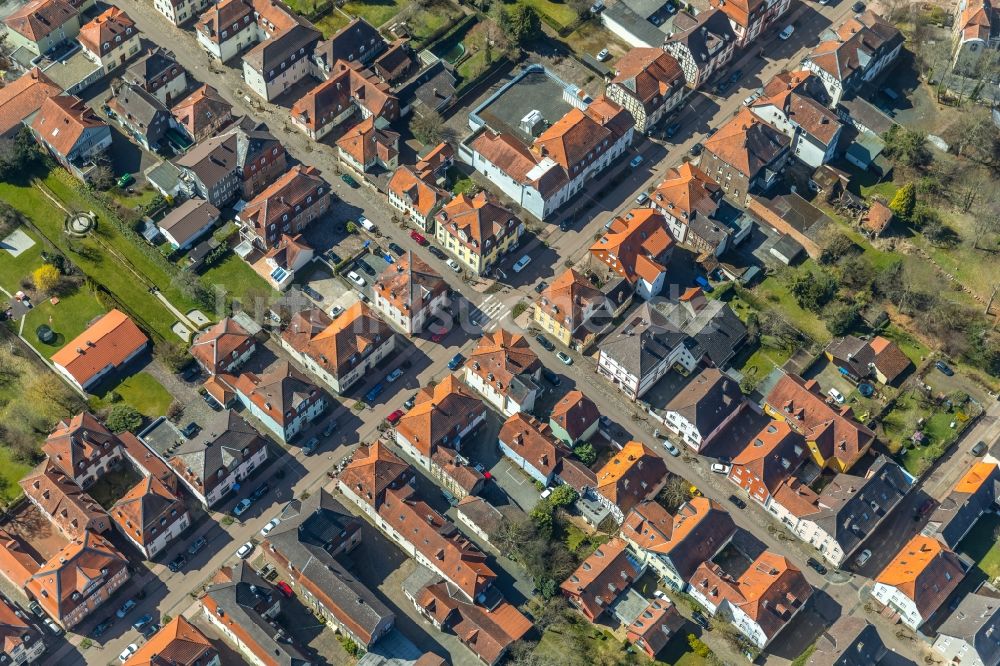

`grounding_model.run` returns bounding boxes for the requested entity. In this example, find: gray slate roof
[172,410,266,495]
[124,48,182,88]
[808,616,887,666]
[664,367,742,437]
[110,82,172,147]
[651,297,747,368]
[600,302,688,378]
[937,591,1000,666]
